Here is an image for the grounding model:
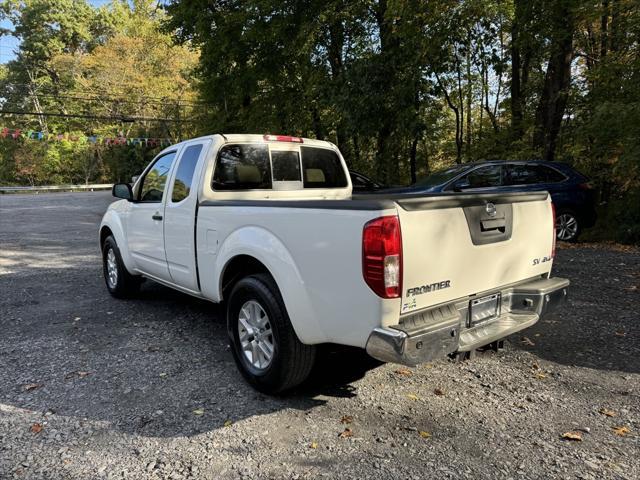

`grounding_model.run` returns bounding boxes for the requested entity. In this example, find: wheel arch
[99,211,136,274]
[210,226,326,344]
